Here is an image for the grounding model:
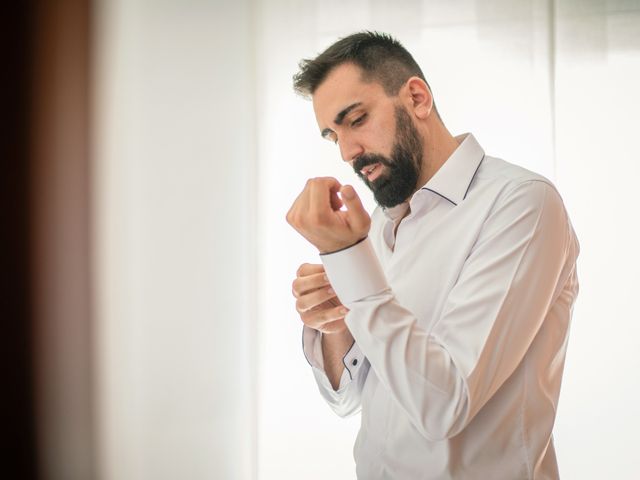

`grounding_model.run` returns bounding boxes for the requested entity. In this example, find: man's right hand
[292,263,349,334]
